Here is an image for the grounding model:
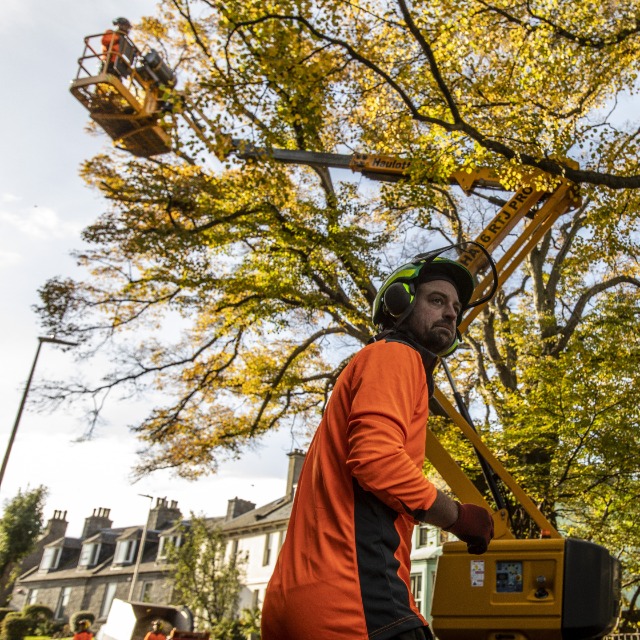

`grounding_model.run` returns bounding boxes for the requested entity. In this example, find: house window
[100,583,118,618]
[158,534,182,559]
[417,524,431,548]
[278,529,285,551]
[27,589,38,605]
[140,581,153,603]
[114,539,137,564]
[55,586,71,619]
[40,546,62,571]
[410,574,423,605]
[262,533,274,566]
[251,589,260,610]
[79,542,101,567]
